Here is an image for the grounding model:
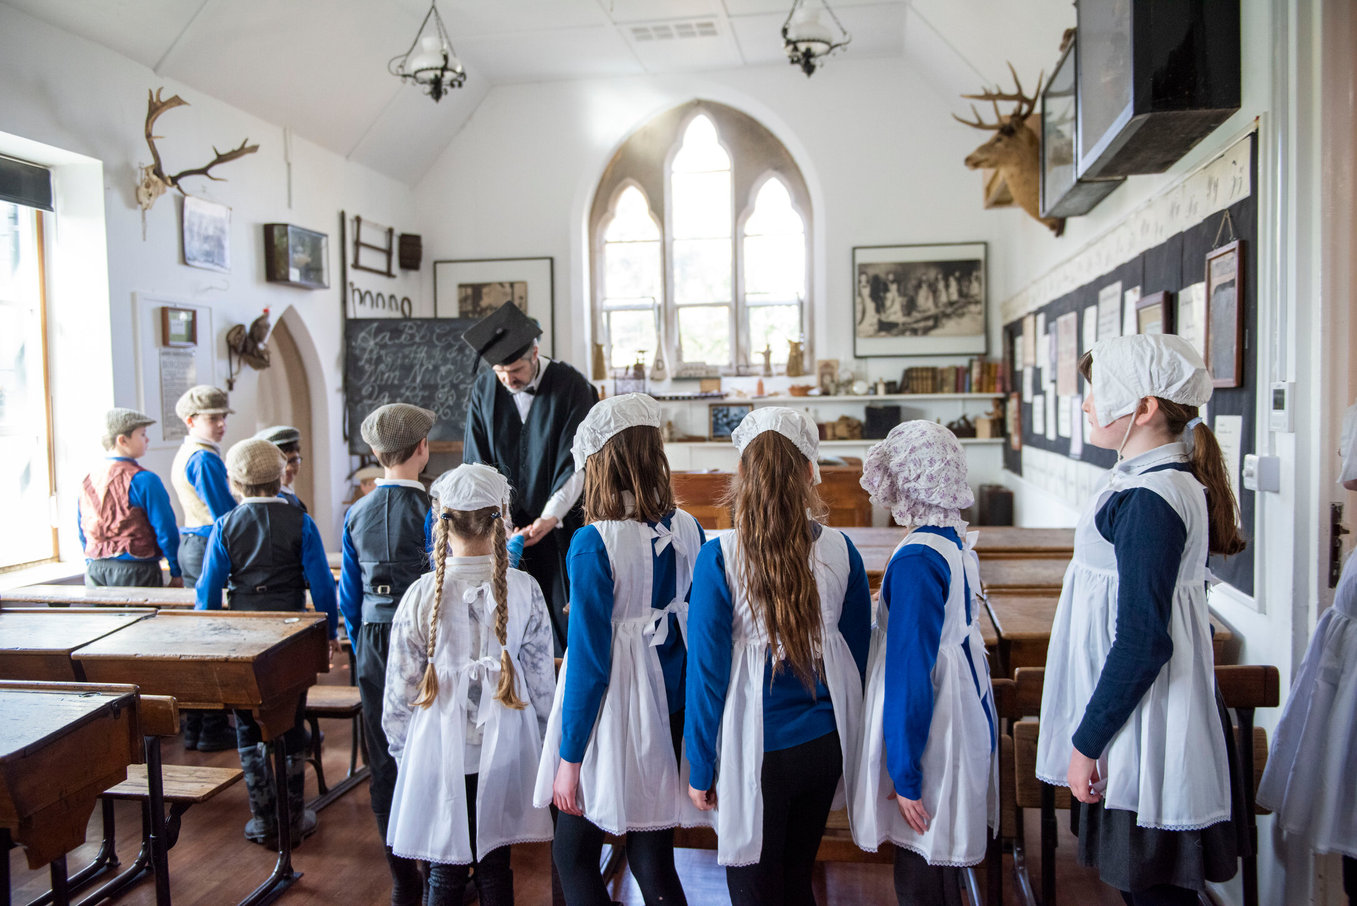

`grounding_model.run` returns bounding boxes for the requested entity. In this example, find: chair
[96,695,244,906]
[303,638,369,811]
